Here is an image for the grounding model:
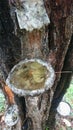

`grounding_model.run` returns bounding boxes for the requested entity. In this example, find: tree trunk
[10,0,55,129]
[45,0,73,129]
[0,0,73,130]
